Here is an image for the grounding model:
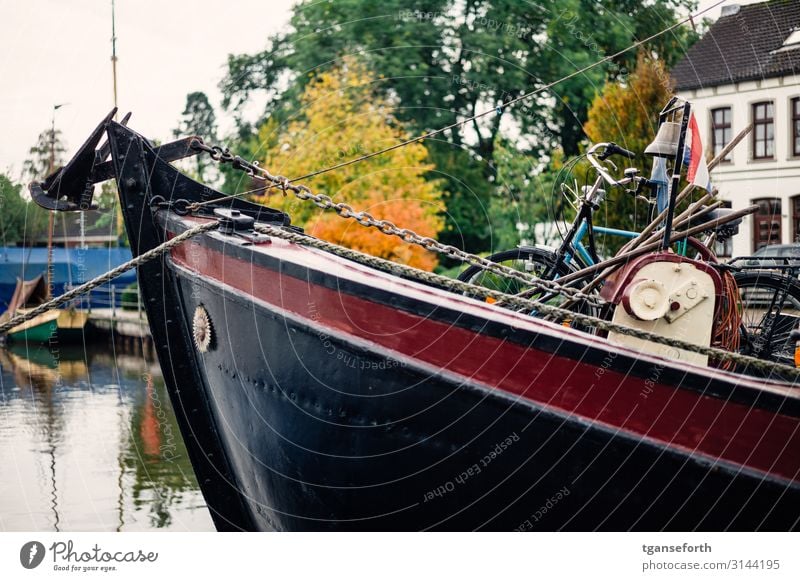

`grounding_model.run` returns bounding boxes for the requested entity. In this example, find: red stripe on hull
[170,235,800,484]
